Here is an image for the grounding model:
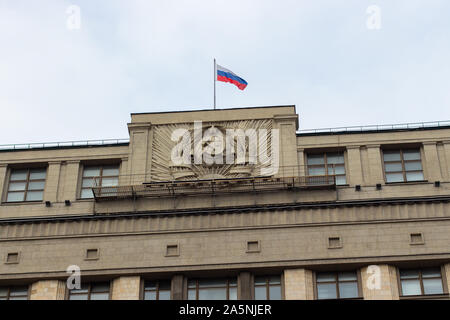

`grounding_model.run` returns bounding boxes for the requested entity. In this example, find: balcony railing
[92,174,336,201]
